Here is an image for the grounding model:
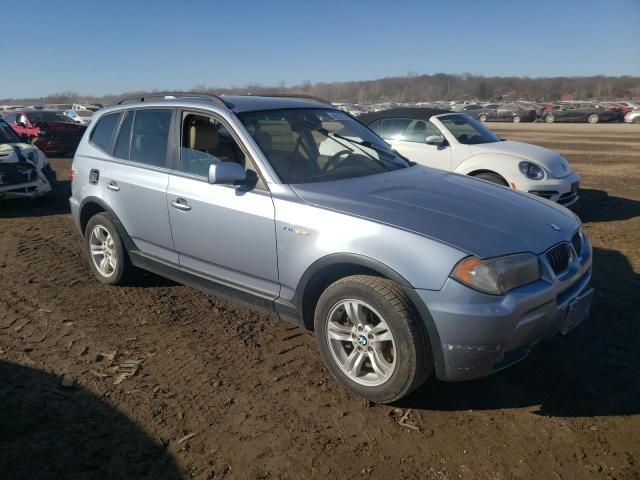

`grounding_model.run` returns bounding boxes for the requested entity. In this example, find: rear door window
[90,112,122,153]
[129,109,172,167]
